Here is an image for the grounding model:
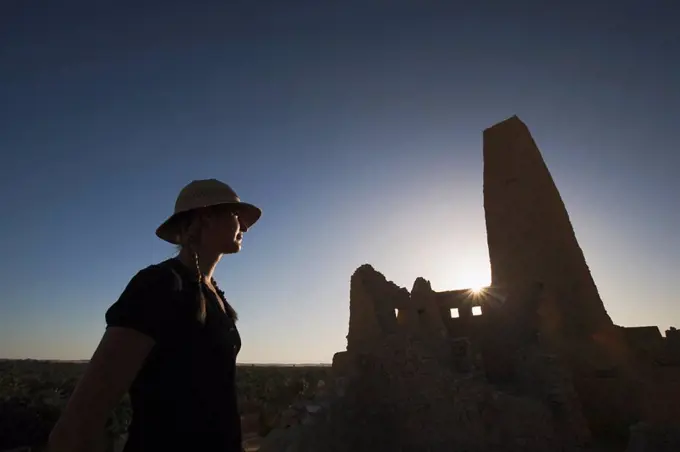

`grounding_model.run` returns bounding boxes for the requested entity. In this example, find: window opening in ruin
[450,308,459,318]
[394,308,399,317]
[472,306,483,316]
